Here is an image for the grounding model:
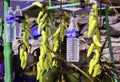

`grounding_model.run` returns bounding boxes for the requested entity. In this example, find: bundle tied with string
[87,1,103,77]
